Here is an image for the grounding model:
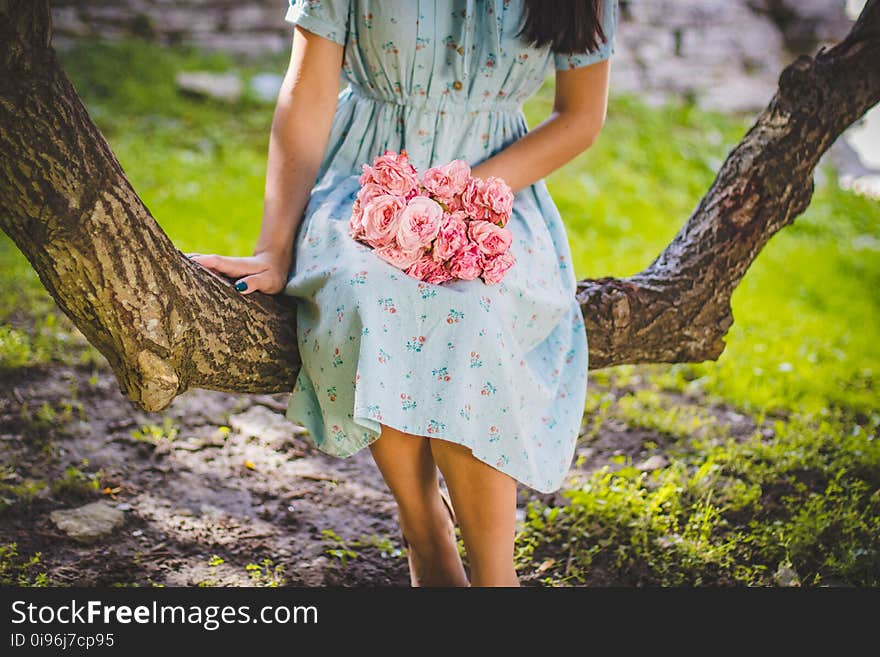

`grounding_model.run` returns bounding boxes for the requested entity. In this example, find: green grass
[0,543,50,587]
[1,38,878,586]
[516,407,880,586]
